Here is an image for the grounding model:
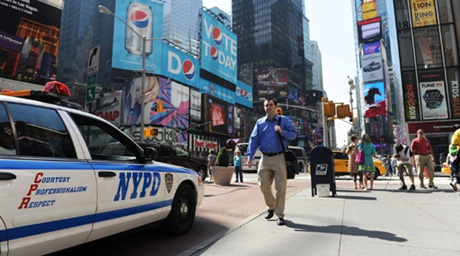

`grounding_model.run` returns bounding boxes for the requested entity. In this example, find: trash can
[310,146,336,197]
